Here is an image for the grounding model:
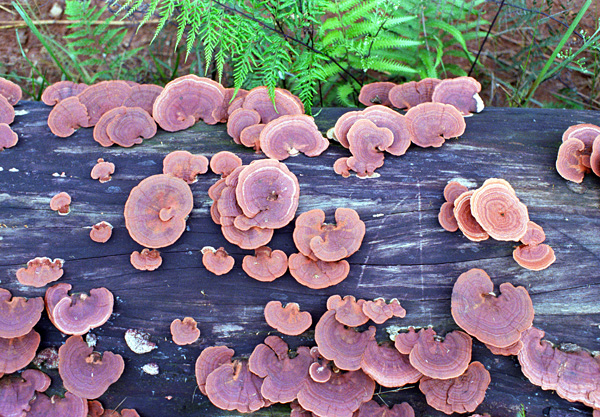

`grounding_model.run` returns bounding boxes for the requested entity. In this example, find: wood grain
[1,102,599,417]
